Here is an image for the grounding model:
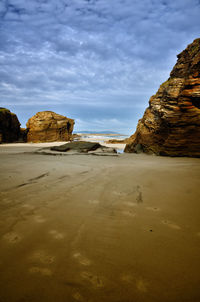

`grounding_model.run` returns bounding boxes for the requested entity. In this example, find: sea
[75,132,129,153]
